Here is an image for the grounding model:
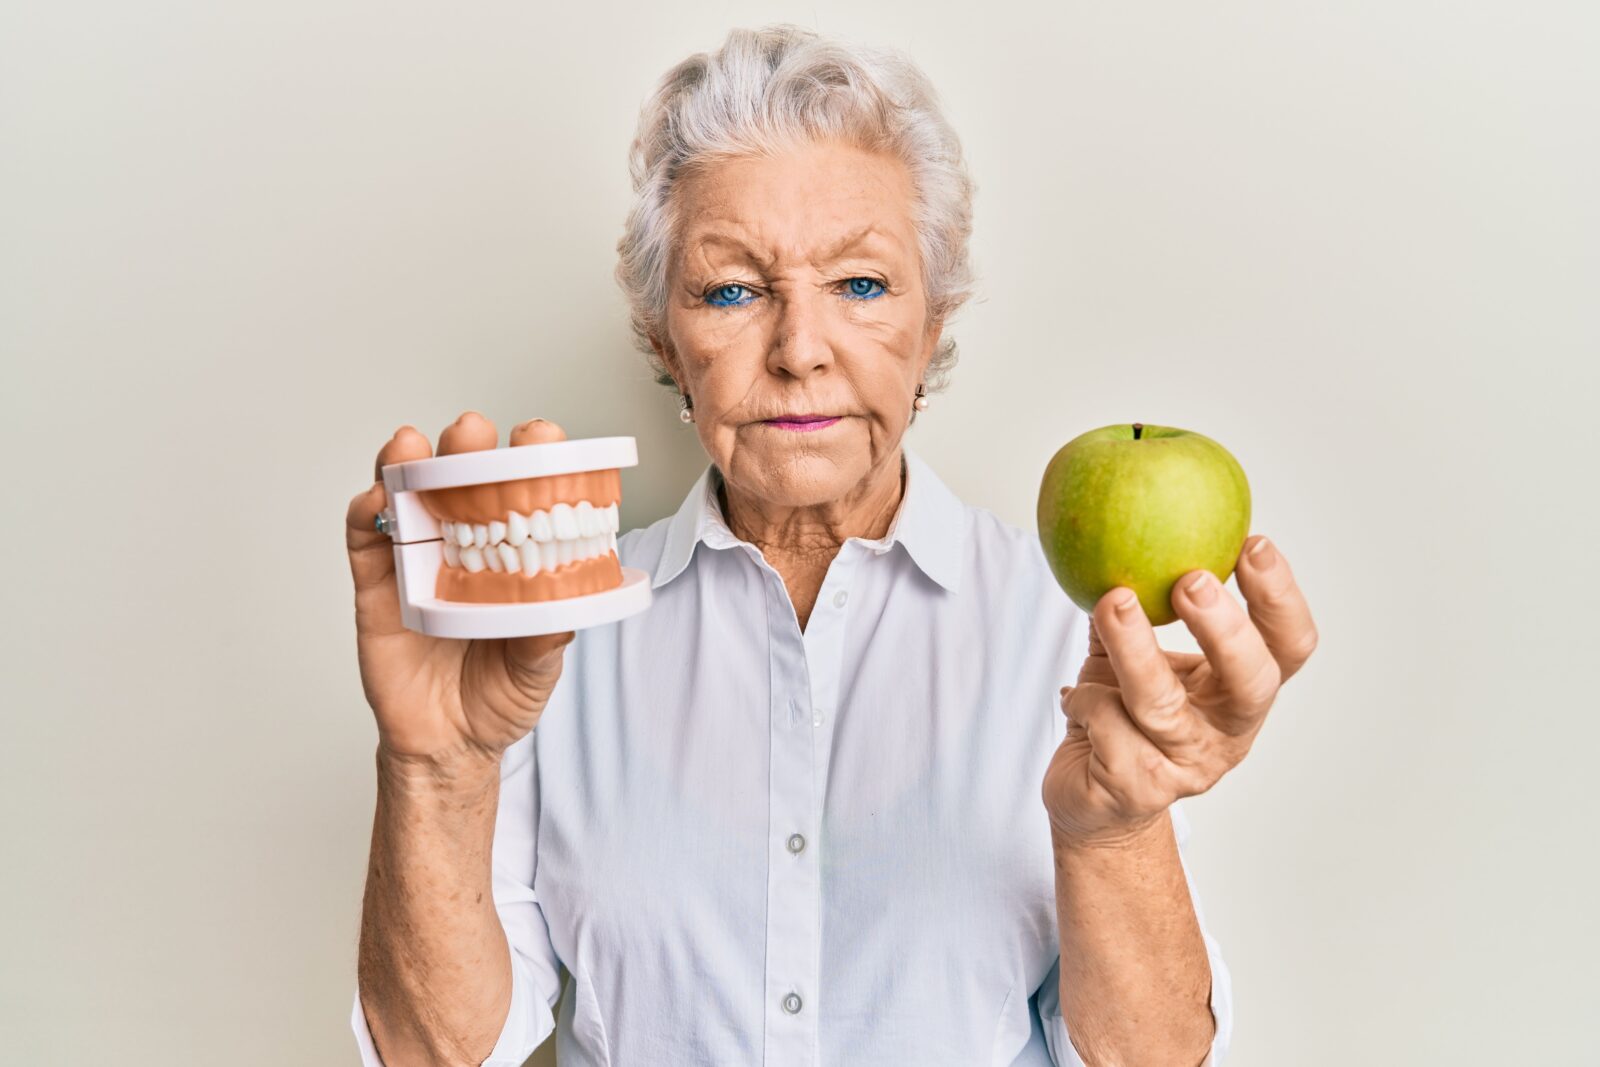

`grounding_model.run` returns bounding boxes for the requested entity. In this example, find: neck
[716,450,907,561]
